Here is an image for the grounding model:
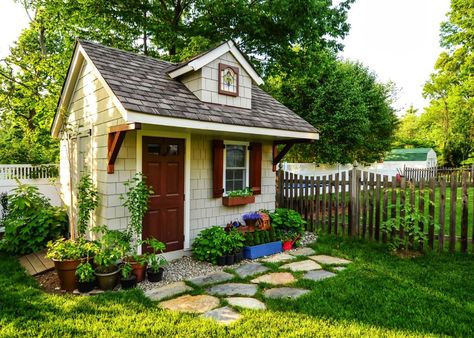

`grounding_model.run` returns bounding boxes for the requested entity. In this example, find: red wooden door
[142,137,185,252]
